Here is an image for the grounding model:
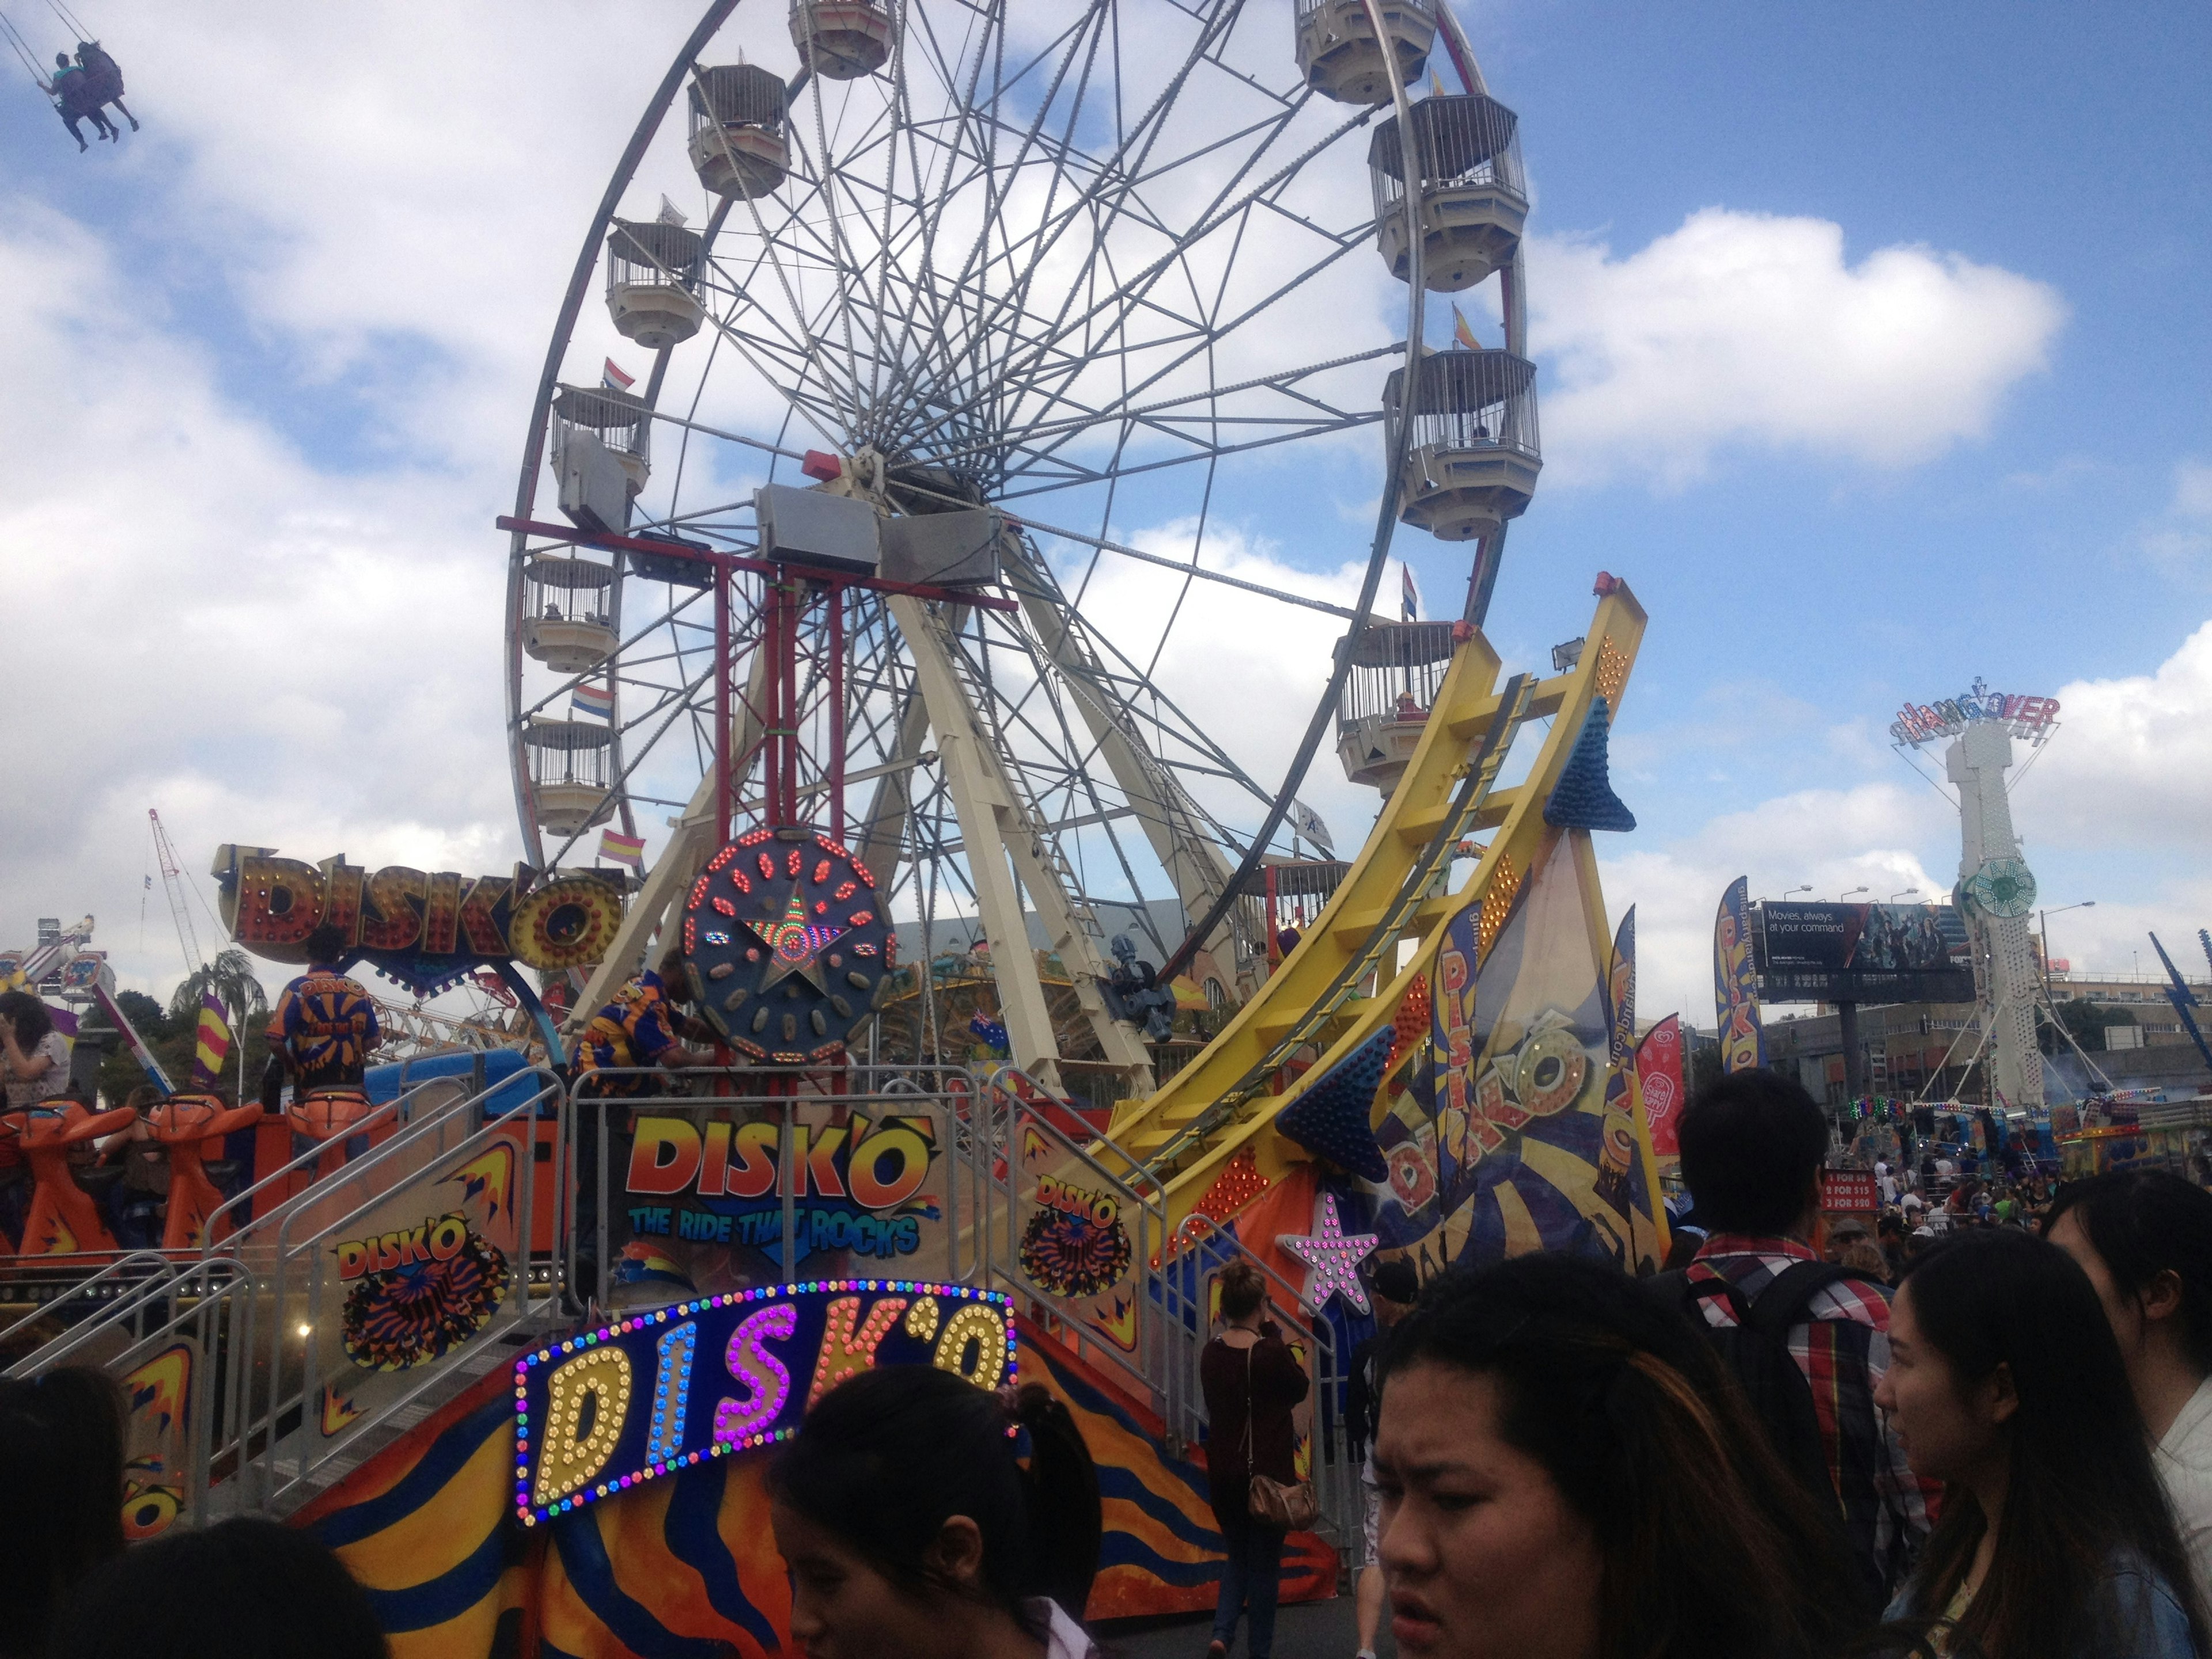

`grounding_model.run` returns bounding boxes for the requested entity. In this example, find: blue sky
[2,0,2206,1026]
